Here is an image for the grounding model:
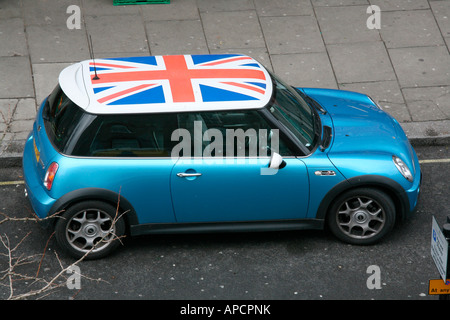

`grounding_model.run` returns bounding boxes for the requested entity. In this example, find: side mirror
[269,152,286,169]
